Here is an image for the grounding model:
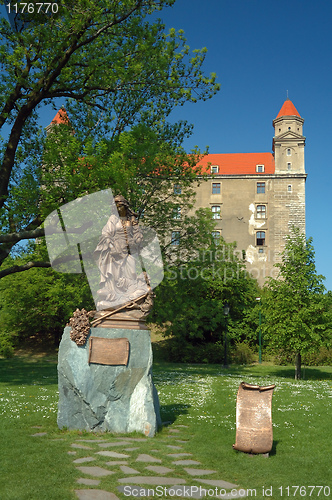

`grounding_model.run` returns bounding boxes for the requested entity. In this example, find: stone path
[31,425,247,499]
